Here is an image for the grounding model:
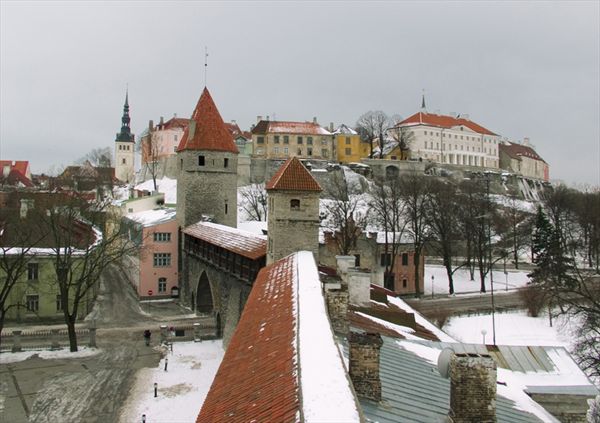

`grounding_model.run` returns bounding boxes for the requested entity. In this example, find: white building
[396,109,500,168]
